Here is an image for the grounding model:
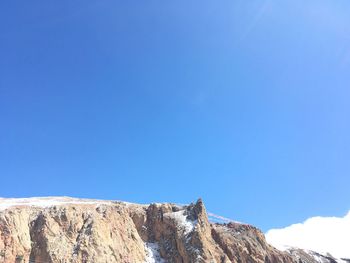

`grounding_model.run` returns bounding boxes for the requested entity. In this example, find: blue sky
[1,0,350,231]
